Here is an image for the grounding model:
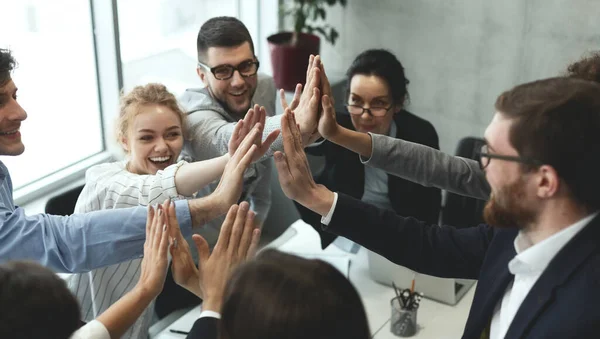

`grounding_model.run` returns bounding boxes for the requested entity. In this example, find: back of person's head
[0,261,80,339]
[495,77,600,212]
[219,250,370,339]
[345,49,410,106]
[196,16,255,62]
[116,83,188,147]
[0,48,16,87]
[566,51,600,83]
